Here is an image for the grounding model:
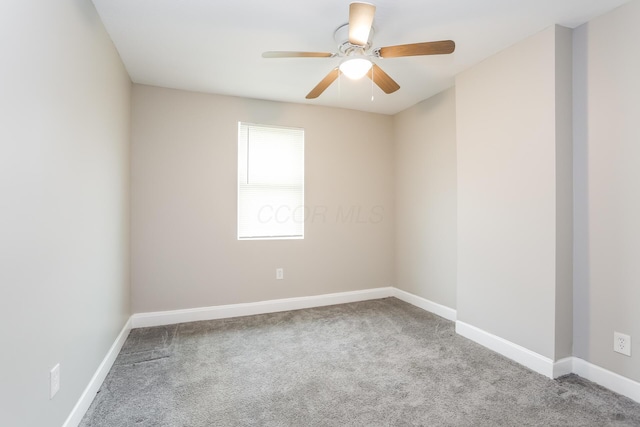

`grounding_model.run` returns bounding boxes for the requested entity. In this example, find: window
[237,122,304,240]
